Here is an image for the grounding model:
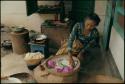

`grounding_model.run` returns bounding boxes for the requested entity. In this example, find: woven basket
[44,54,80,77]
[34,65,78,83]
[25,58,42,66]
